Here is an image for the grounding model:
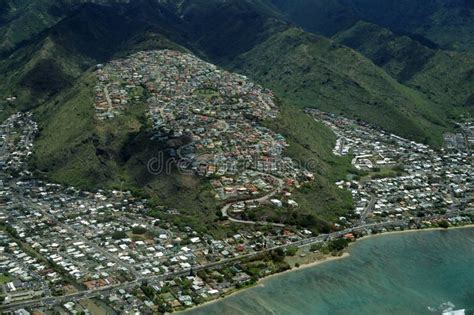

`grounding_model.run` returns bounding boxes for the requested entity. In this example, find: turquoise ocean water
[184,228,474,315]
